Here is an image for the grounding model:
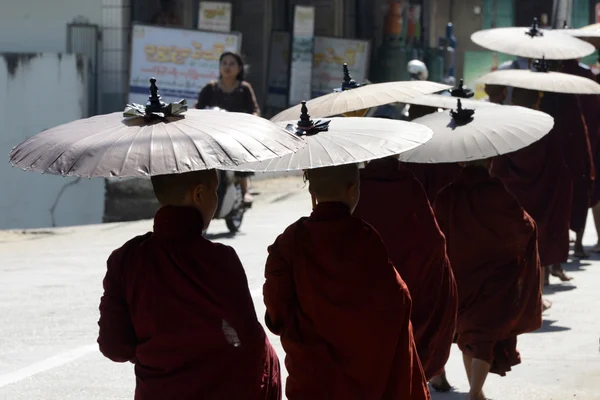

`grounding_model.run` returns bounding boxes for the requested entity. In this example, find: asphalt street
[0,178,599,399]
